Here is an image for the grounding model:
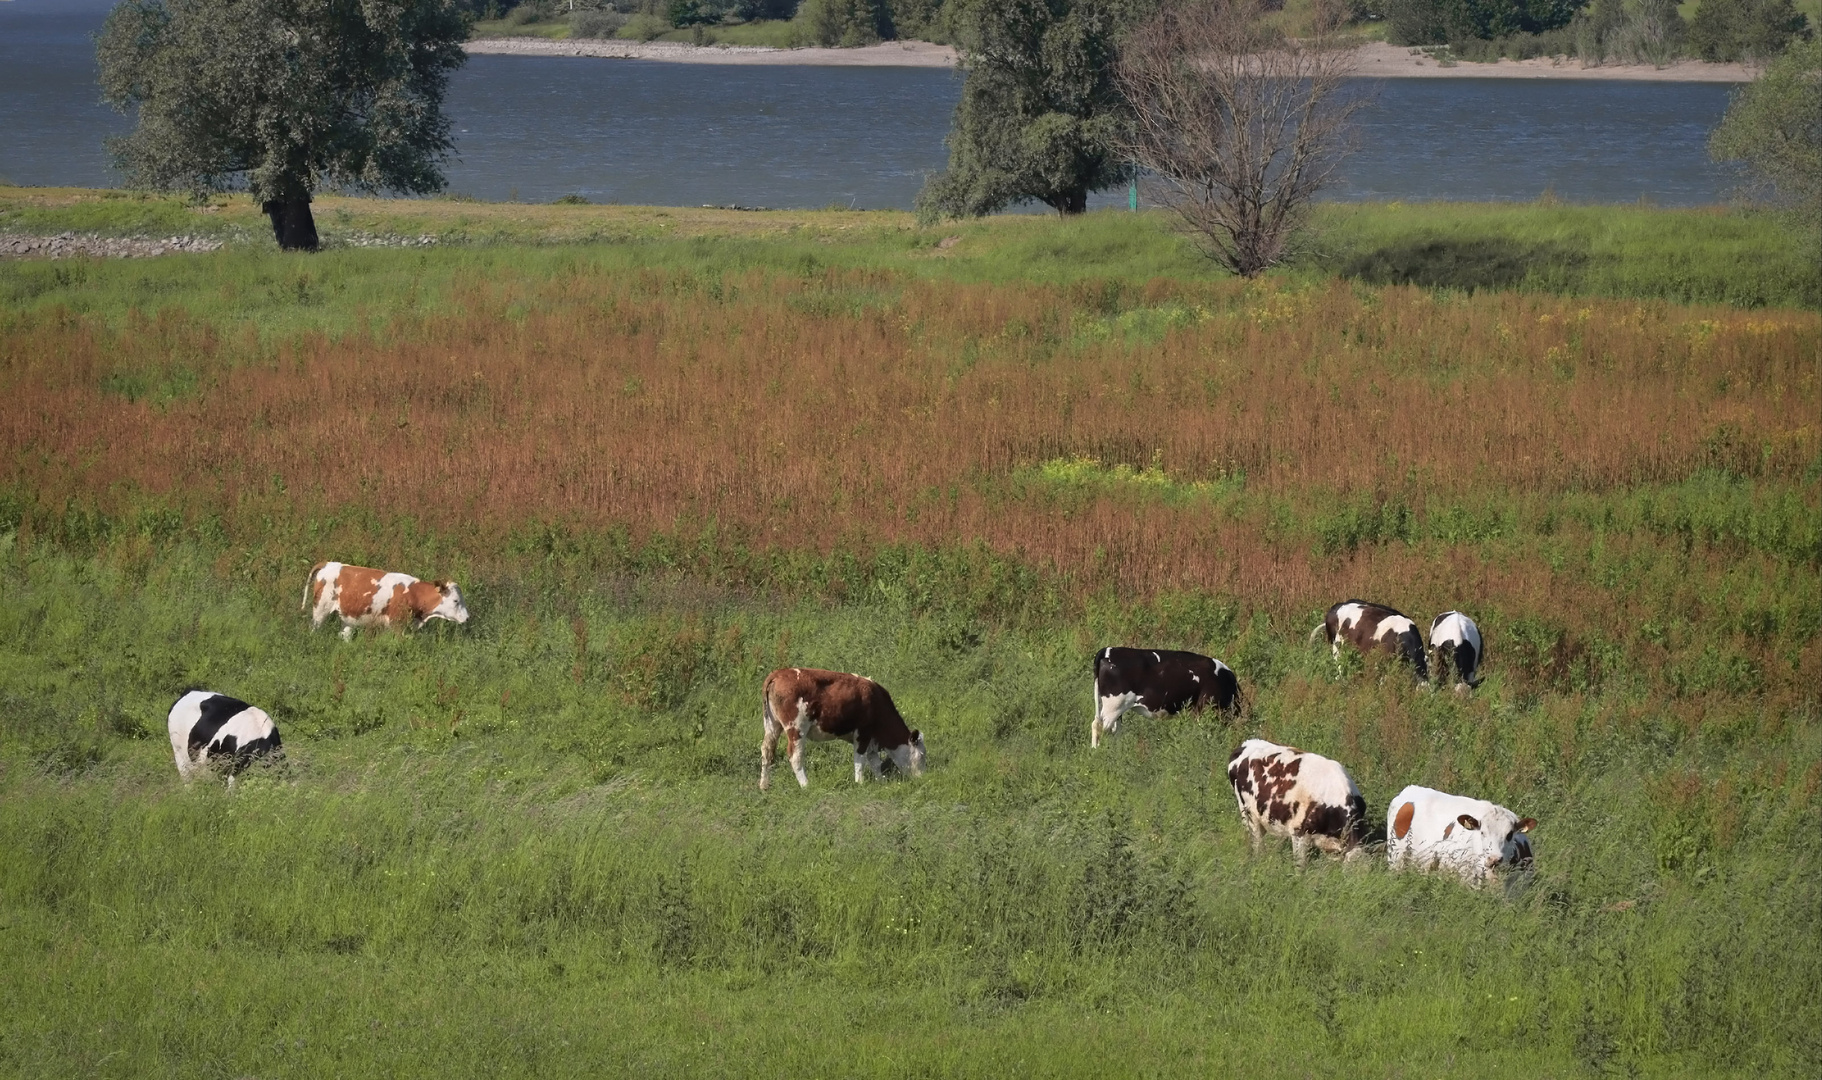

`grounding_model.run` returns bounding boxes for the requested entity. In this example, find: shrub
[1688,0,1811,62]
[1387,0,1582,44]
[571,8,630,36]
